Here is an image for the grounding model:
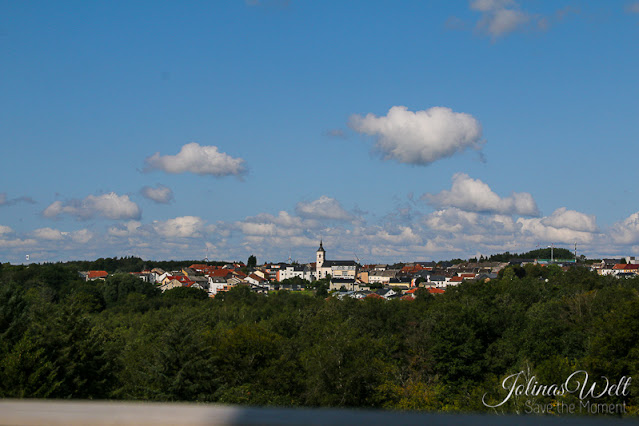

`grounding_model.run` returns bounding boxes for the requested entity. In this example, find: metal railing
[0,400,631,425]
